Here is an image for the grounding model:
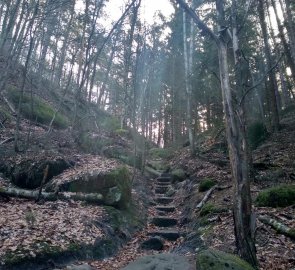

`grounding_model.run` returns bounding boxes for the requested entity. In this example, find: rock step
[155,205,176,212]
[155,186,169,194]
[157,177,171,183]
[148,230,180,241]
[140,236,163,250]
[161,173,172,177]
[155,197,173,205]
[150,217,178,227]
[155,182,171,187]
